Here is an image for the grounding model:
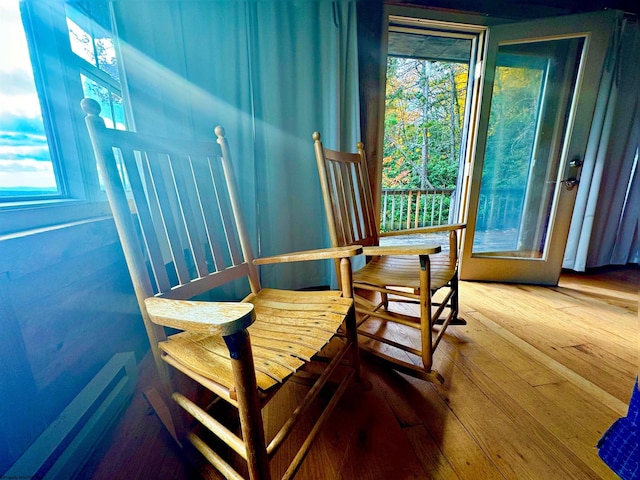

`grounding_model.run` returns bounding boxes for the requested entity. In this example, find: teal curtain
[112,1,360,290]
